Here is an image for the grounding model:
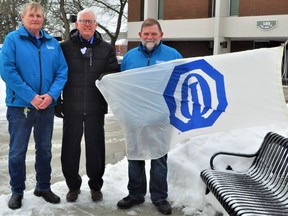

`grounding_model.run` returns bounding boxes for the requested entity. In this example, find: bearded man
[117,18,182,215]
